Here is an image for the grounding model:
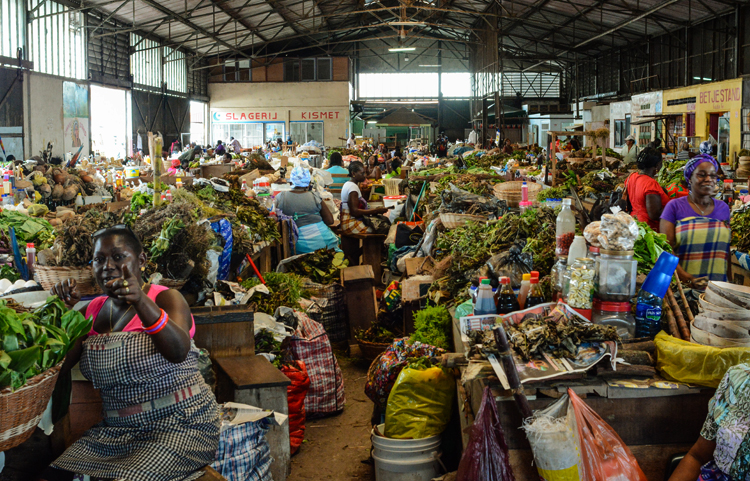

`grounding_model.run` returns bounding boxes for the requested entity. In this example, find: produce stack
[691,281,750,347]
